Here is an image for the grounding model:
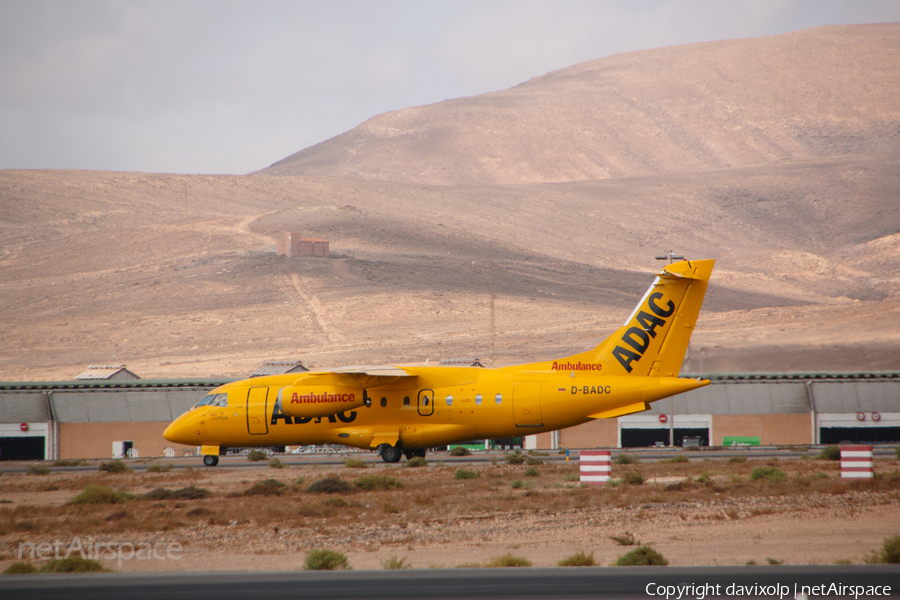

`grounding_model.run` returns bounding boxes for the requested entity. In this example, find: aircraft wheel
[414,449,426,459]
[381,444,403,463]
[203,455,219,467]
[404,450,415,460]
